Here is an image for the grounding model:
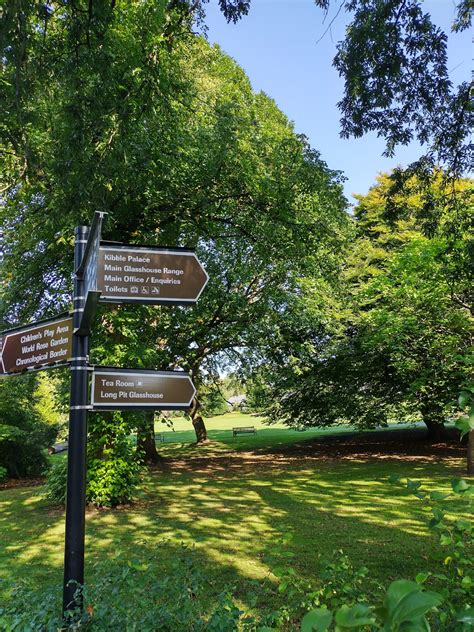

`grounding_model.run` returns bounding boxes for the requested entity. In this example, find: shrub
[86,412,144,507]
[86,449,142,507]
[46,444,142,508]
[0,466,7,482]
[45,457,68,505]
[0,543,251,631]
[0,377,59,479]
[0,421,55,479]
